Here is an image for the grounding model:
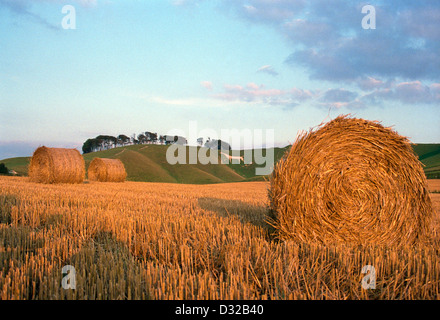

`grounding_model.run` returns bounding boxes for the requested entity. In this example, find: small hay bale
[28,146,85,184]
[269,115,433,246]
[88,158,126,182]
